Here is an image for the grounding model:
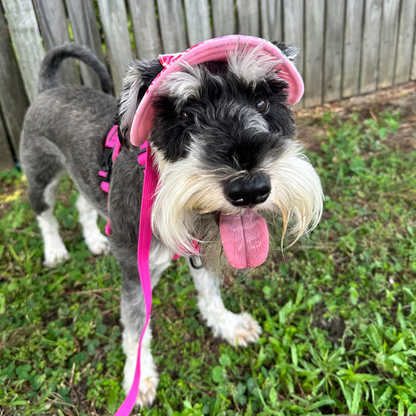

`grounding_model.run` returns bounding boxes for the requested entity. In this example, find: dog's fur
[20,42,323,407]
